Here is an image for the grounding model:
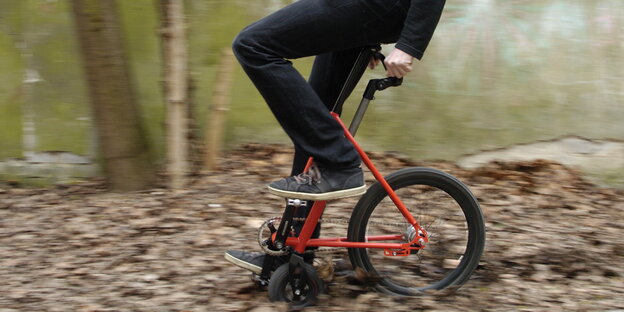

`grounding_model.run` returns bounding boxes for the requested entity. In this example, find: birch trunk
[159,0,189,189]
[204,49,235,171]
